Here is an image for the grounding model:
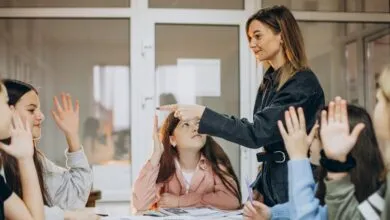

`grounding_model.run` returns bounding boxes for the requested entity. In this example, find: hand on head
[158,104,206,122]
